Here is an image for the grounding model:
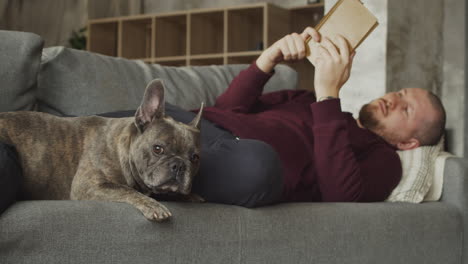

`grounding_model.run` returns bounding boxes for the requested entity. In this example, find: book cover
[306,0,379,62]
